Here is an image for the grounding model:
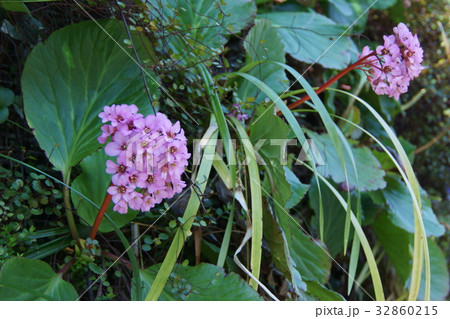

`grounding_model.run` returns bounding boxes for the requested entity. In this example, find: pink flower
[98,104,190,214]
[228,103,249,122]
[117,115,145,136]
[107,184,132,204]
[141,194,155,211]
[145,173,165,194]
[99,105,117,123]
[128,191,143,211]
[358,23,424,100]
[113,199,128,214]
[105,132,128,156]
[127,170,148,189]
[98,125,117,144]
[106,158,129,185]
